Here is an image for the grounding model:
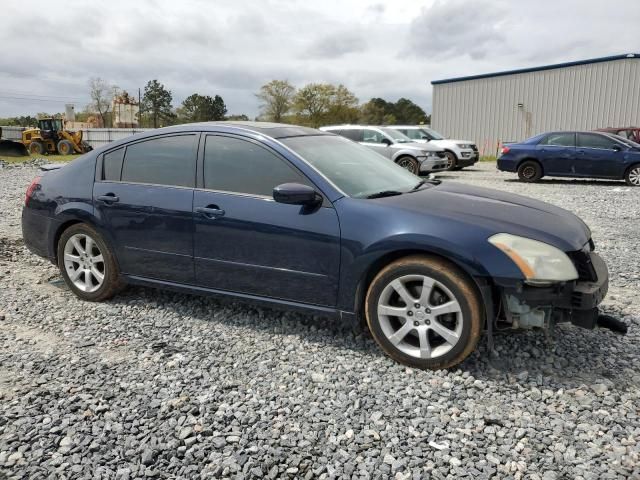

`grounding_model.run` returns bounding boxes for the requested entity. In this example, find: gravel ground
[0,161,638,479]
